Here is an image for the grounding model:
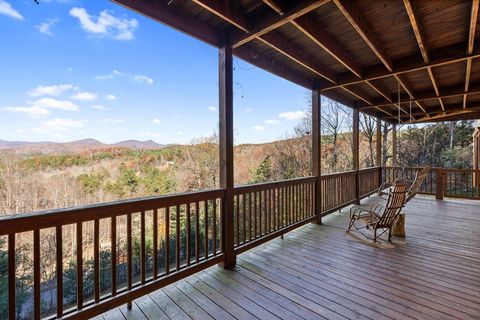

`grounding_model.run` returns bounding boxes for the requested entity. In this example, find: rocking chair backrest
[377,181,408,229]
[400,165,431,203]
